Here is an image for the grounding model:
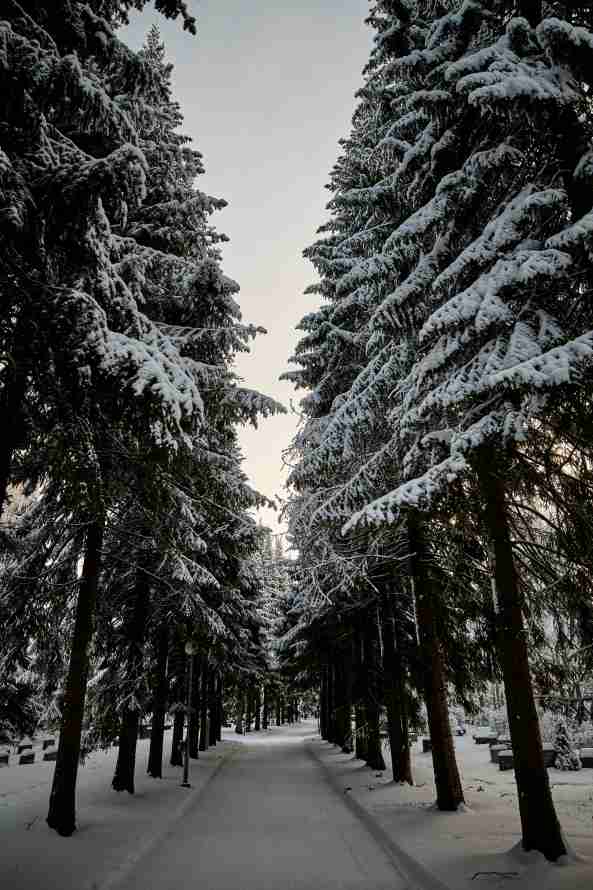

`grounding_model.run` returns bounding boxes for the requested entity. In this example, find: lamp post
[181,641,197,788]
